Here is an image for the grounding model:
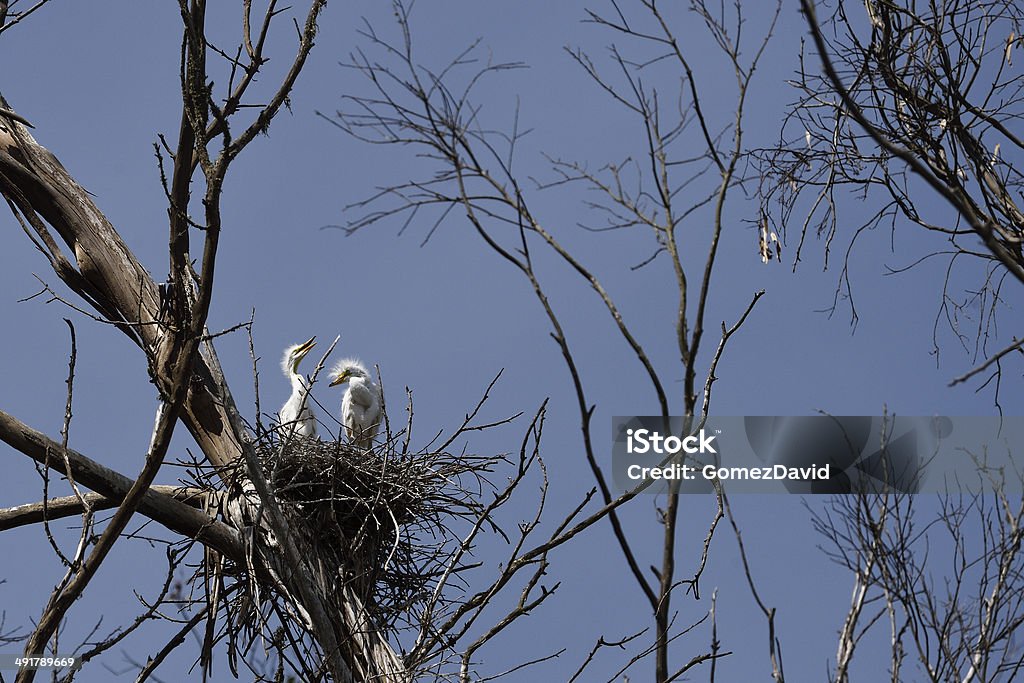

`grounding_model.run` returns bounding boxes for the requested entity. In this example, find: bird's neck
[290,372,310,393]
